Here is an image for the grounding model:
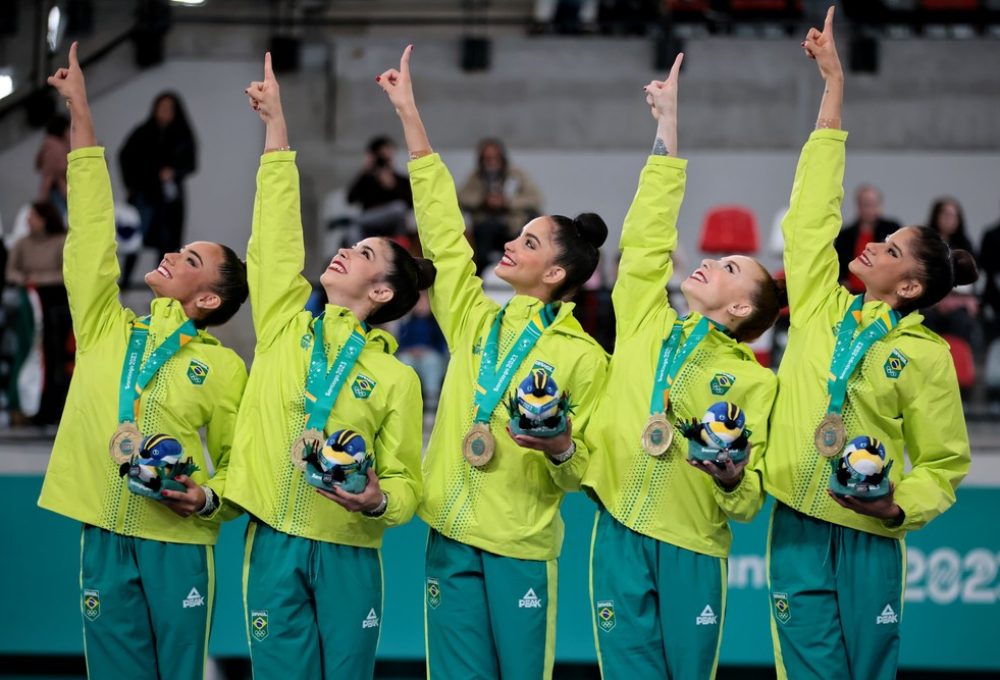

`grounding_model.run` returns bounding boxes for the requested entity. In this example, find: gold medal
[641,414,674,457]
[109,422,143,464]
[290,427,326,470]
[462,423,496,468]
[814,413,846,457]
